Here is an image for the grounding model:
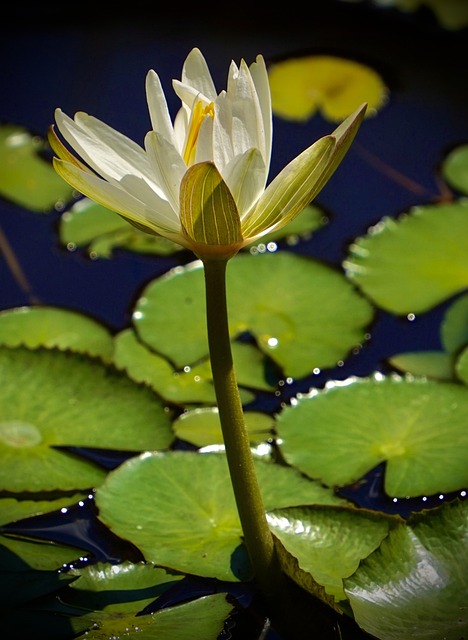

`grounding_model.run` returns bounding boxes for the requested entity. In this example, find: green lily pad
[0,346,173,492]
[0,495,87,526]
[95,451,348,582]
[133,252,373,380]
[440,292,468,353]
[64,562,183,616]
[389,293,468,380]
[60,198,181,258]
[173,407,275,448]
[0,534,87,572]
[0,306,113,362]
[344,499,468,640]
[387,350,455,380]
[71,591,234,640]
[113,328,218,405]
[276,374,468,497]
[442,143,468,195]
[268,505,396,603]
[0,124,74,211]
[344,200,468,314]
[0,541,76,607]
